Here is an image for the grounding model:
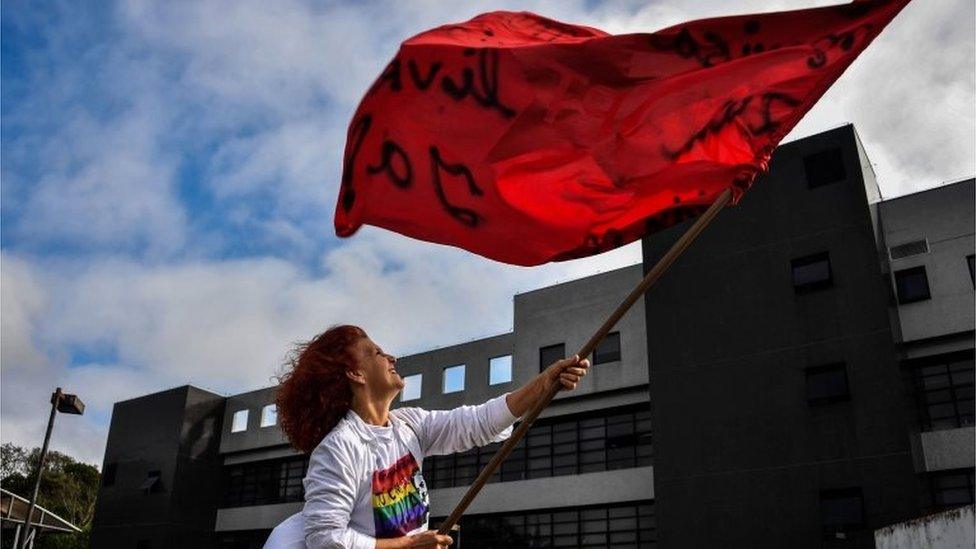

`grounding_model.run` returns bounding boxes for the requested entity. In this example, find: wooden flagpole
[437,187,733,535]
